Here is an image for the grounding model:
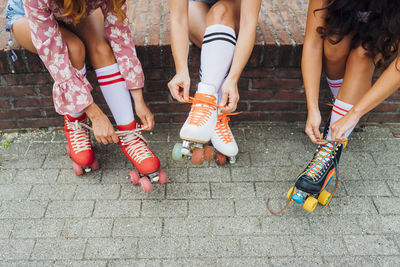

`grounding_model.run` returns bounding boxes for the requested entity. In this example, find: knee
[91,41,114,60]
[208,2,233,25]
[347,46,372,70]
